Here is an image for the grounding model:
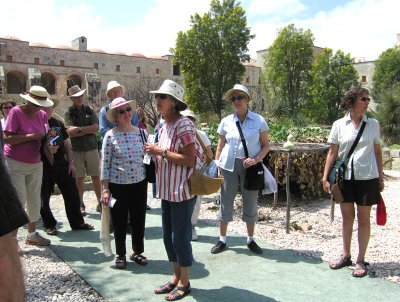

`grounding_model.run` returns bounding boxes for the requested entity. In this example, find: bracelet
[255,156,261,162]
